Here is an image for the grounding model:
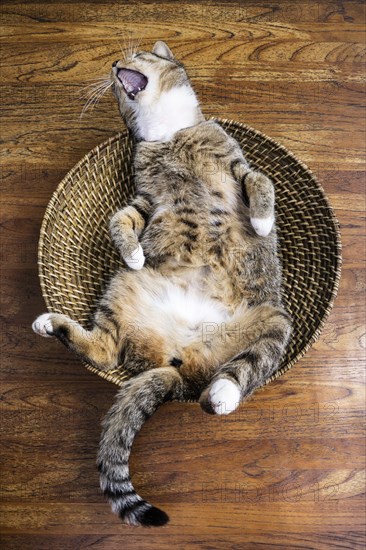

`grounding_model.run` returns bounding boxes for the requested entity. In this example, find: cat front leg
[109,194,152,270]
[244,171,275,237]
[230,158,275,237]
